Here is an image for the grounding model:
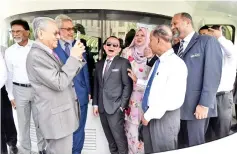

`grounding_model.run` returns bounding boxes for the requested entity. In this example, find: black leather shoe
[9,145,18,154]
[231,124,237,132]
[39,149,46,154]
